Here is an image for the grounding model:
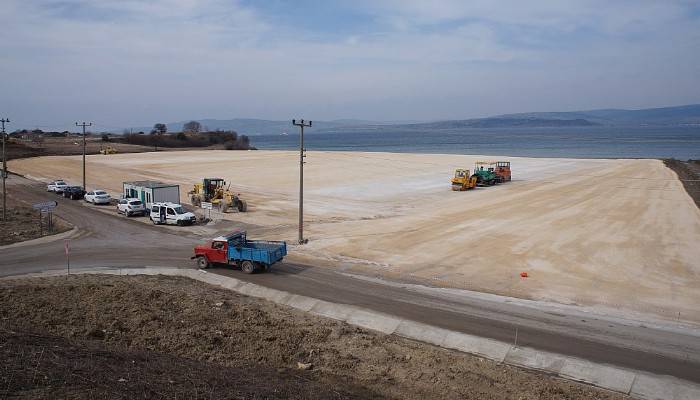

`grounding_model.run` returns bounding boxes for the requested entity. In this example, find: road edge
[4,266,700,400]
